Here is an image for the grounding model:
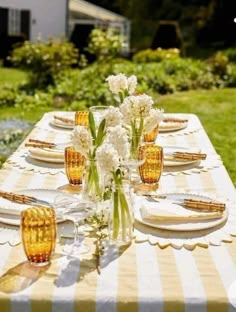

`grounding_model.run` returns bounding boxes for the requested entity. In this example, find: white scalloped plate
[159,120,188,132]
[134,193,228,232]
